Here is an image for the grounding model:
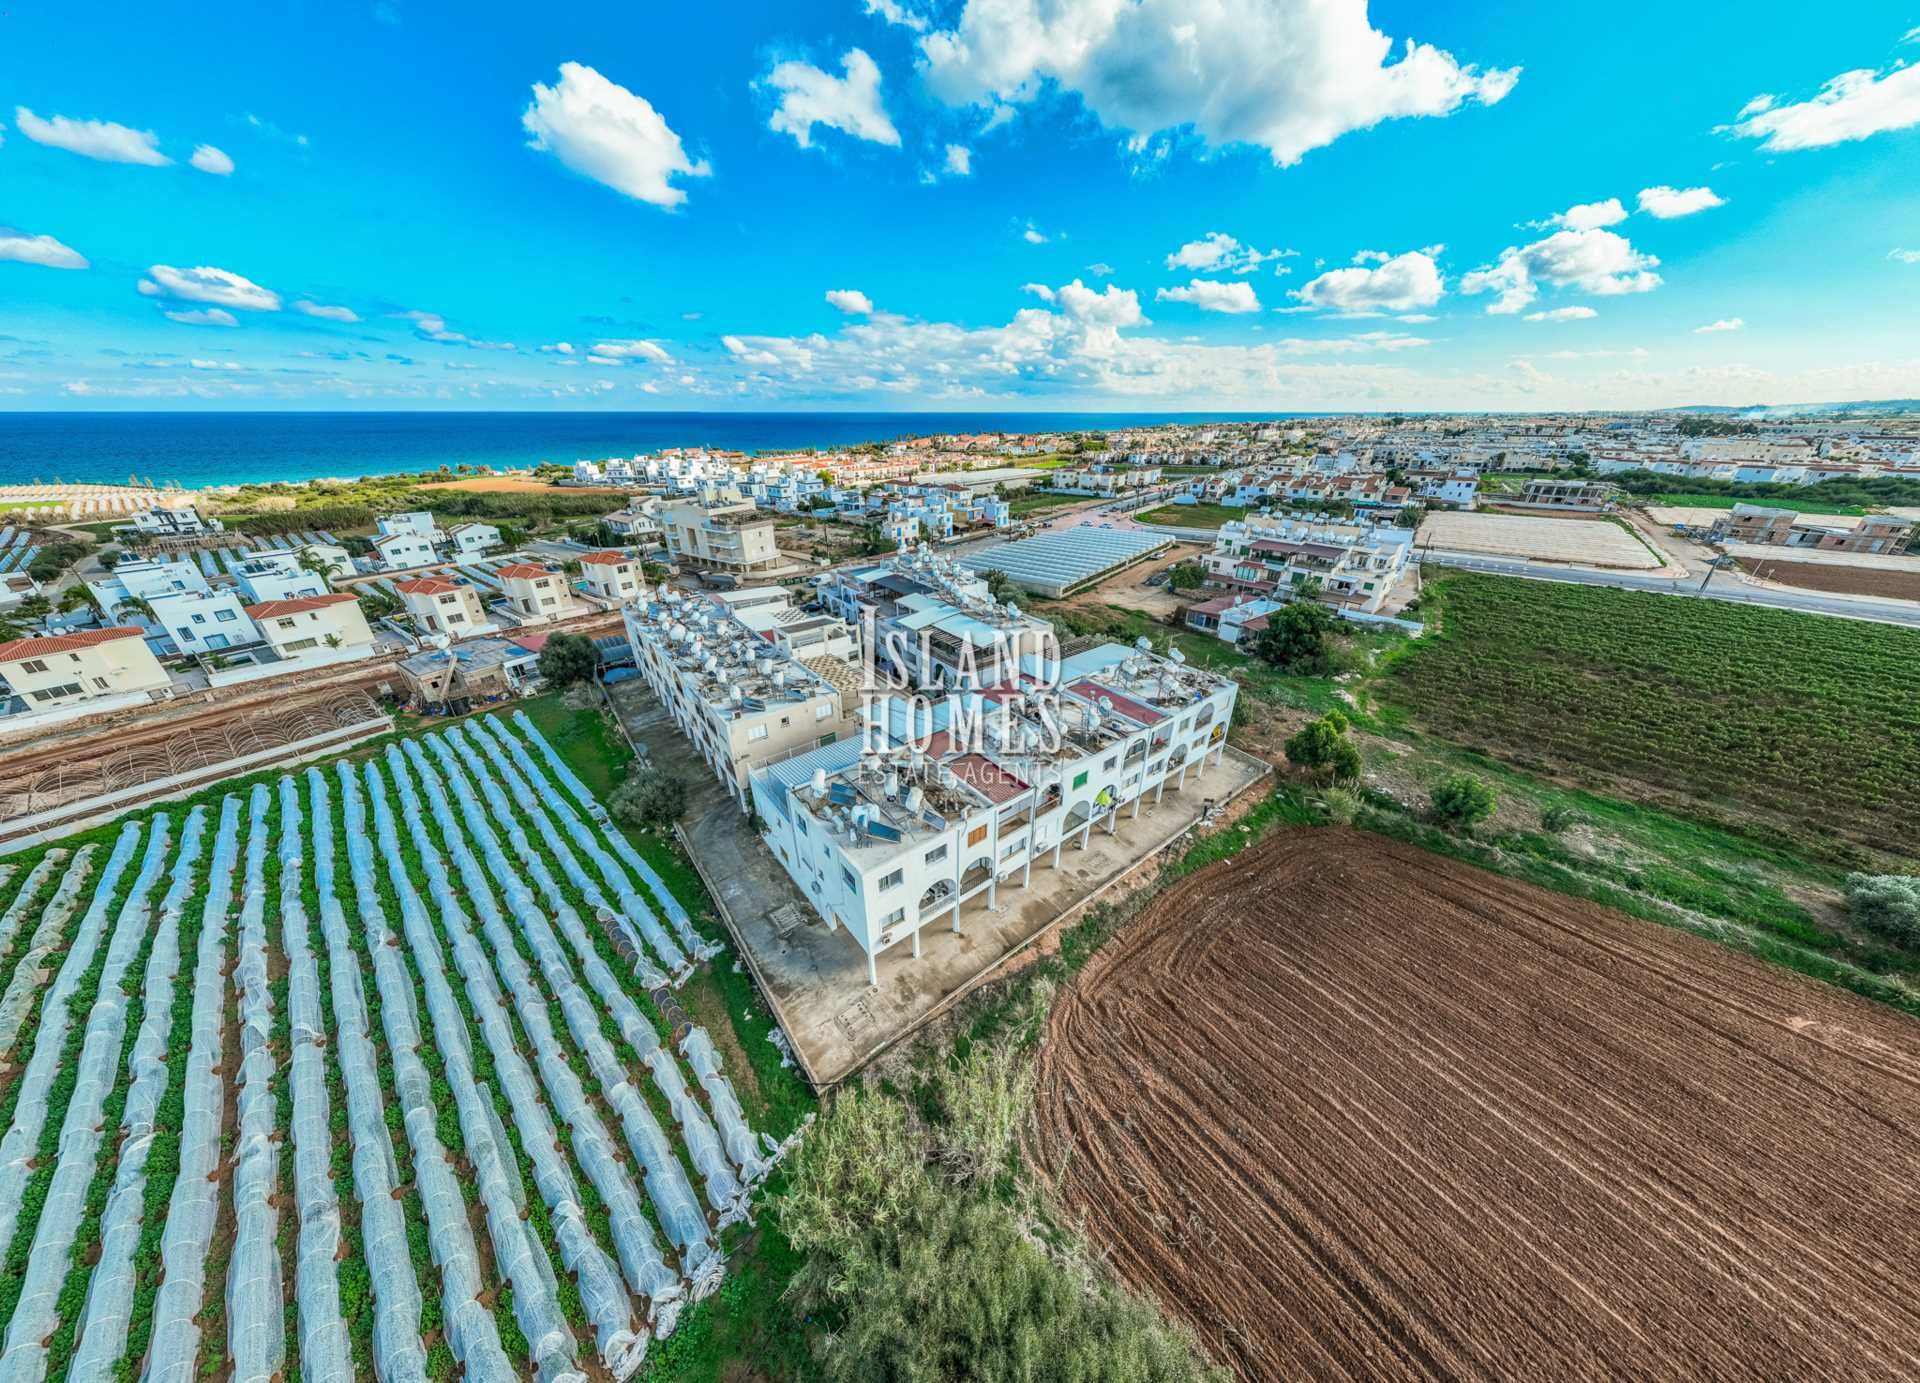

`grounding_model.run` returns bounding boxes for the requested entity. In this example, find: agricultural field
[1134,502,1245,528]
[1417,510,1660,567]
[1378,574,1920,857]
[1032,828,1920,1381]
[0,709,801,1382]
[1734,556,1920,602]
